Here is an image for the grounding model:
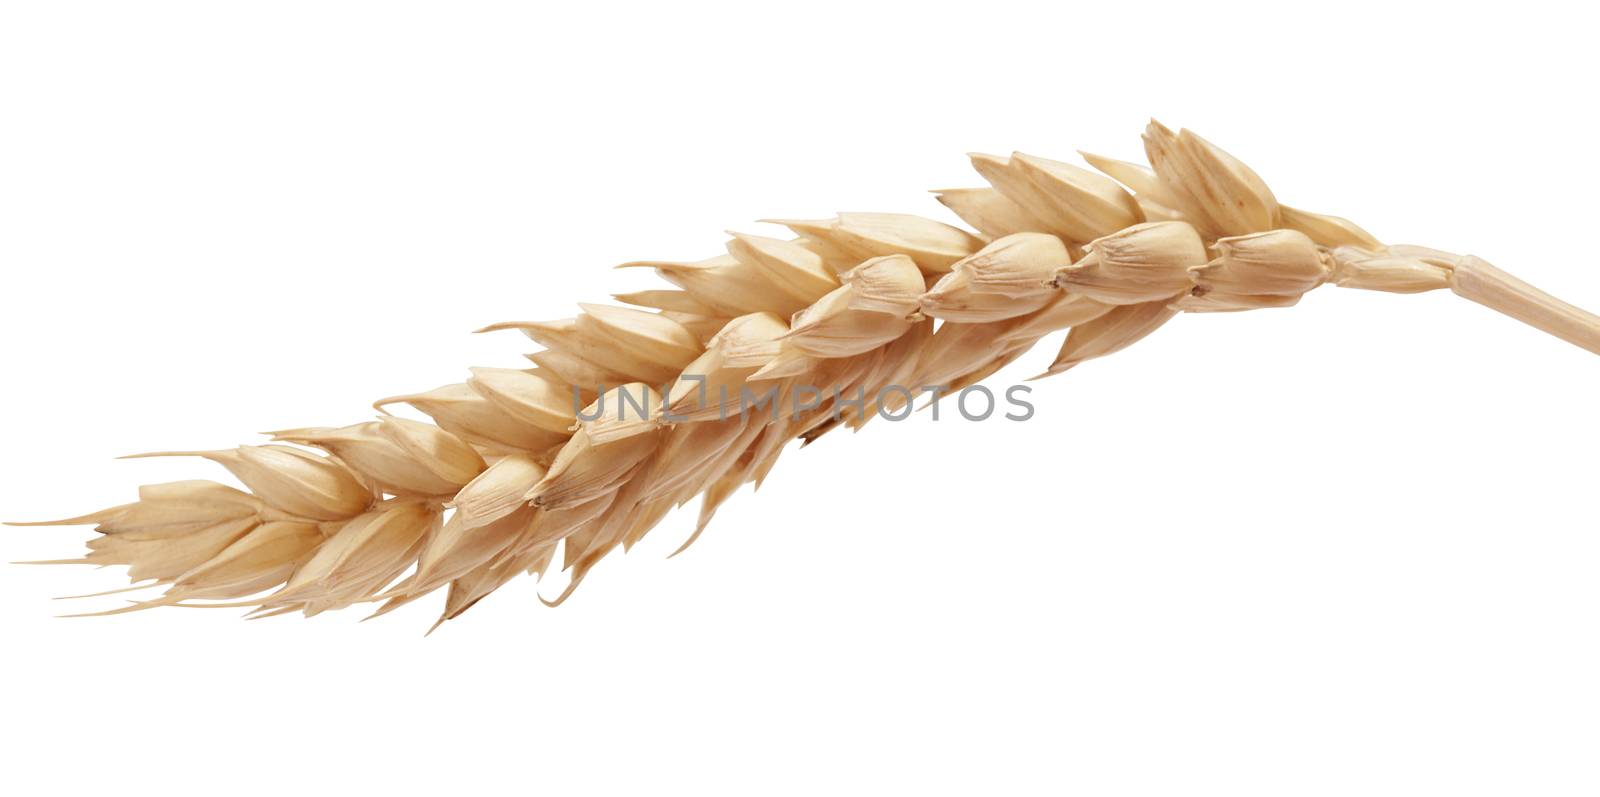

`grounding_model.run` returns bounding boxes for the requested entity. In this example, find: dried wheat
[12,121,1600,629]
